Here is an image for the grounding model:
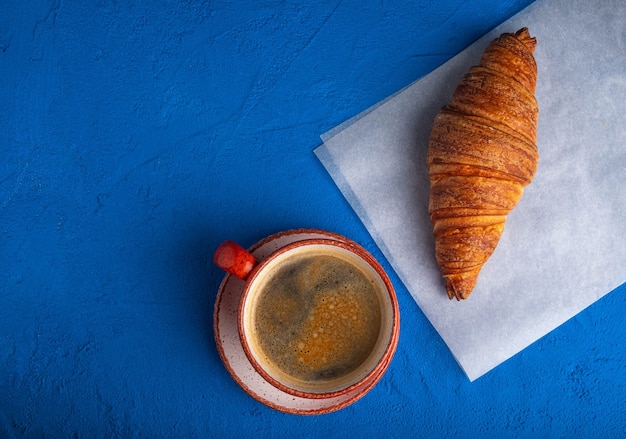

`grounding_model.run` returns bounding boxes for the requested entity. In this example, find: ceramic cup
[214,236,399,399]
